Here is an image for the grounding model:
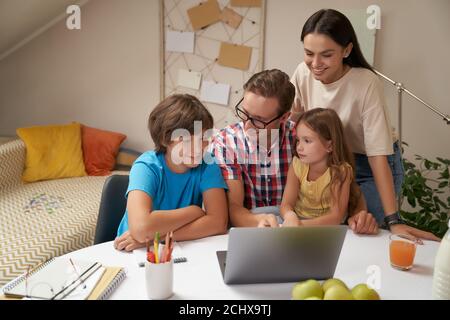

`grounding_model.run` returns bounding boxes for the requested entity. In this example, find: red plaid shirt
[212,121,296,209]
